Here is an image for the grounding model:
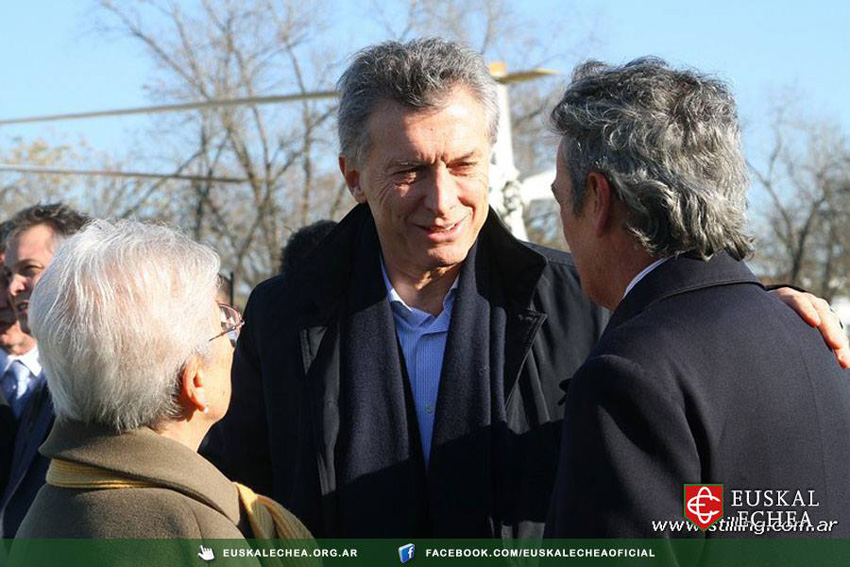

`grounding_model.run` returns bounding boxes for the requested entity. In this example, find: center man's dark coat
[213,204,606,538]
